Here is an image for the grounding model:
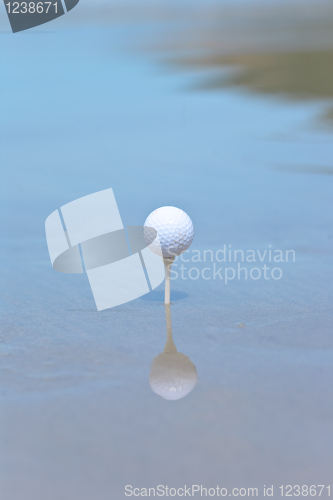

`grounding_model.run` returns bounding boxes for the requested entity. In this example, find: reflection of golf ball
[149,352,198,401]
[144,206,194,258]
